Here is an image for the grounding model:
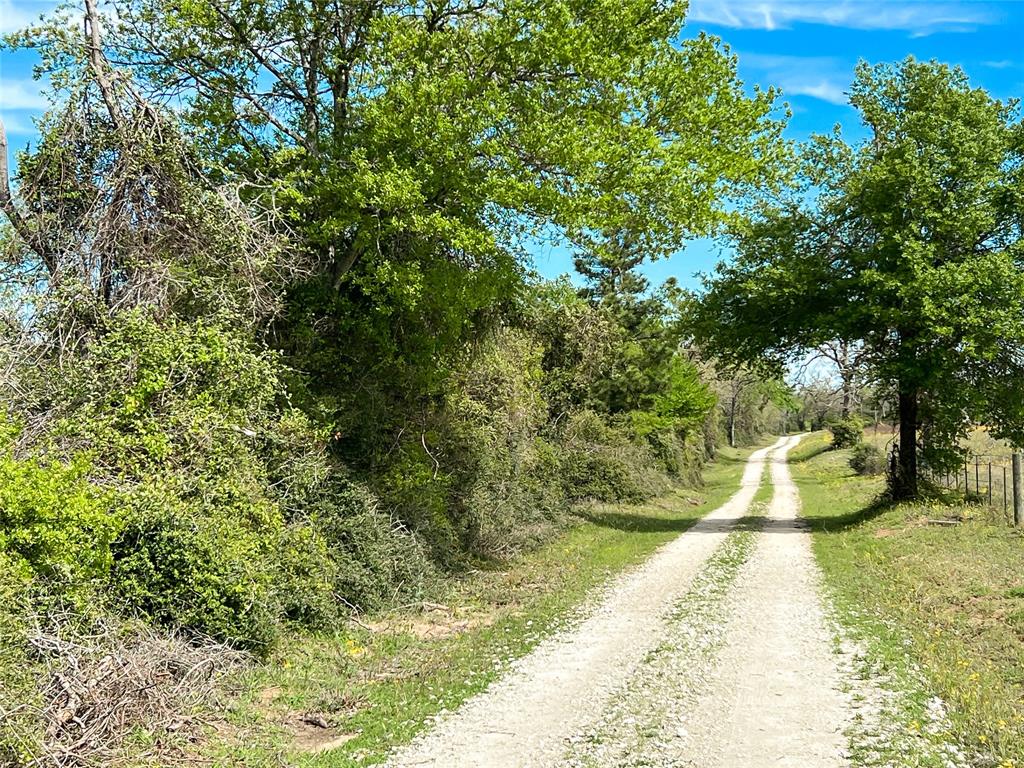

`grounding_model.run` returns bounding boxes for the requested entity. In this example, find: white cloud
[982,60,1015,69]
[739,52,849,105]
[0,112,37,137]
[0,0,57,35]
[787,80,847,104]
[688,0,997,34]
[0,79,47,110]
